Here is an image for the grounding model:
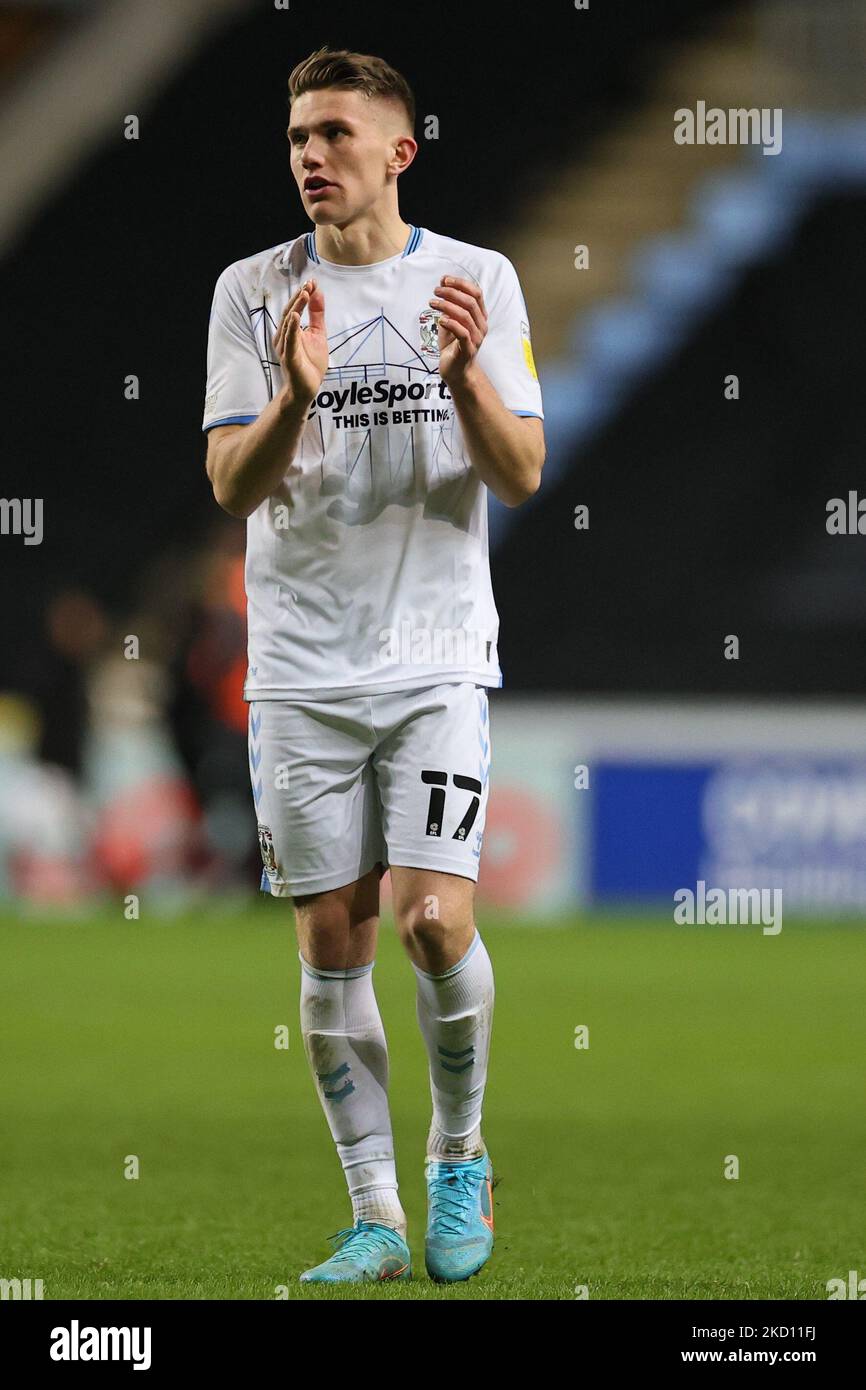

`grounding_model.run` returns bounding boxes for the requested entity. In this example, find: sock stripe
[317,1061,351,1086]
[323,1079,355,1102]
